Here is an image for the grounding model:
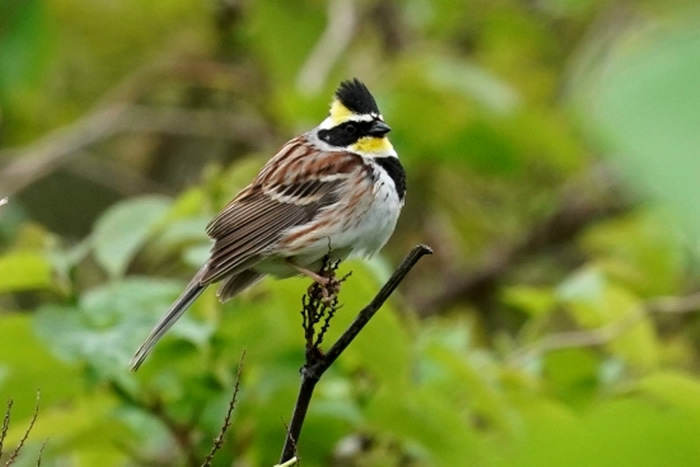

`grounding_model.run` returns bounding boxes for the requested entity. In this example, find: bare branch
[323,246,432,365]
[508,292,700,364]
[4,390,41,466]
[296,0,357,94]
[0,56,272,198]
[35,440,48,467]
[417,166,630,314]
[0,399,12,458]
[0,104,128,196]
[200,350,246,467]
[279,244,432,463]
[0,104,271,197]
[64,150,172,196]
[646,292,700,314]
